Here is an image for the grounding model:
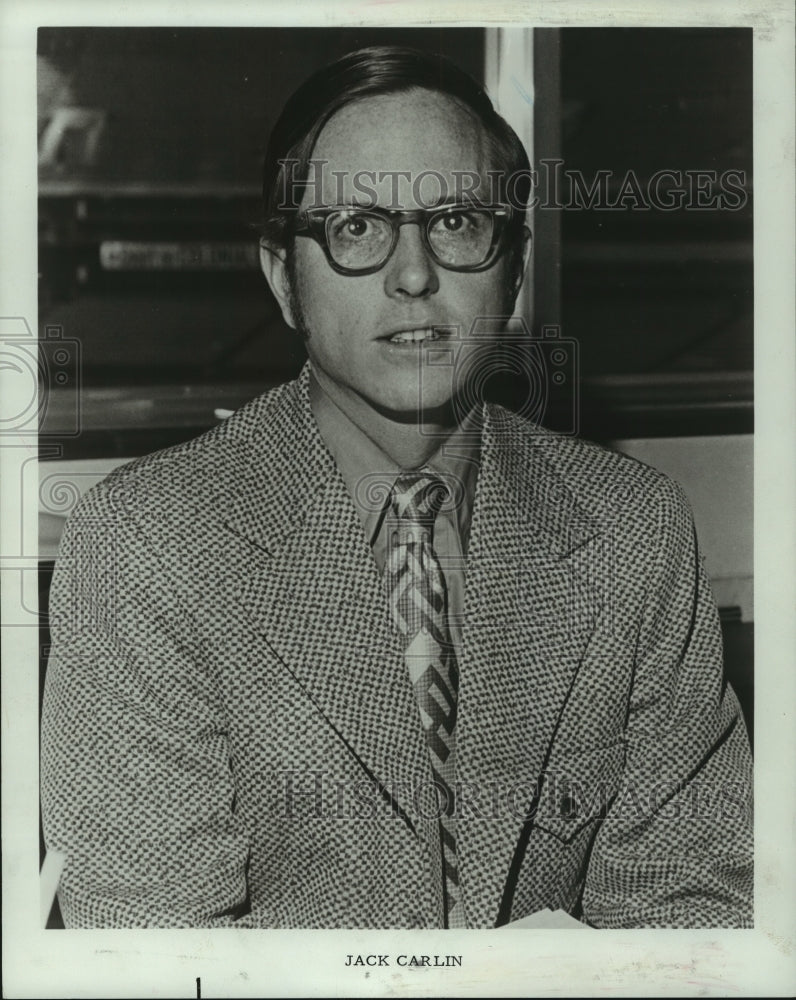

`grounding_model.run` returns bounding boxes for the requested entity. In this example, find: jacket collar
[219,366,599,562]
[219,365,334,554]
